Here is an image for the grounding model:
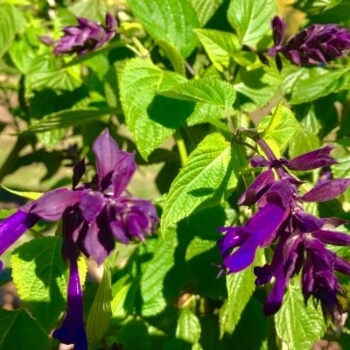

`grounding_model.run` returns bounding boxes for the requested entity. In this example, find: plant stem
[174,129,188,167]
